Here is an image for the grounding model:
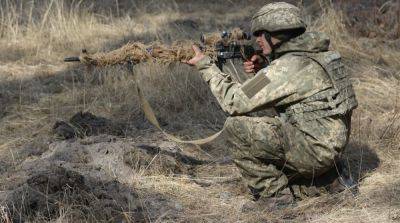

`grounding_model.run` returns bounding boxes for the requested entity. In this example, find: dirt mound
[0,128,214,222]
[52,112,125,139]
[2,165,142,222]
